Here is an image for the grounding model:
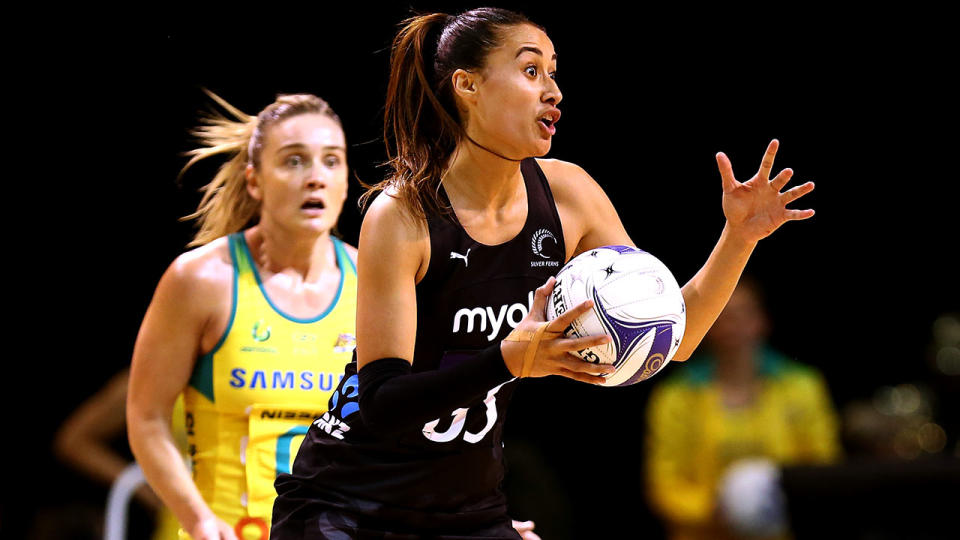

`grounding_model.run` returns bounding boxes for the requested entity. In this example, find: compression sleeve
[357,344,514,436]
